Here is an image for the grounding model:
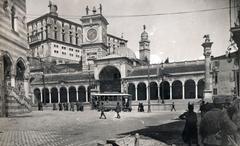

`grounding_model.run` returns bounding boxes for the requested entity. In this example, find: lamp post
[147,61,151,113]
[160,62,165,104]
[40,57,46,105]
